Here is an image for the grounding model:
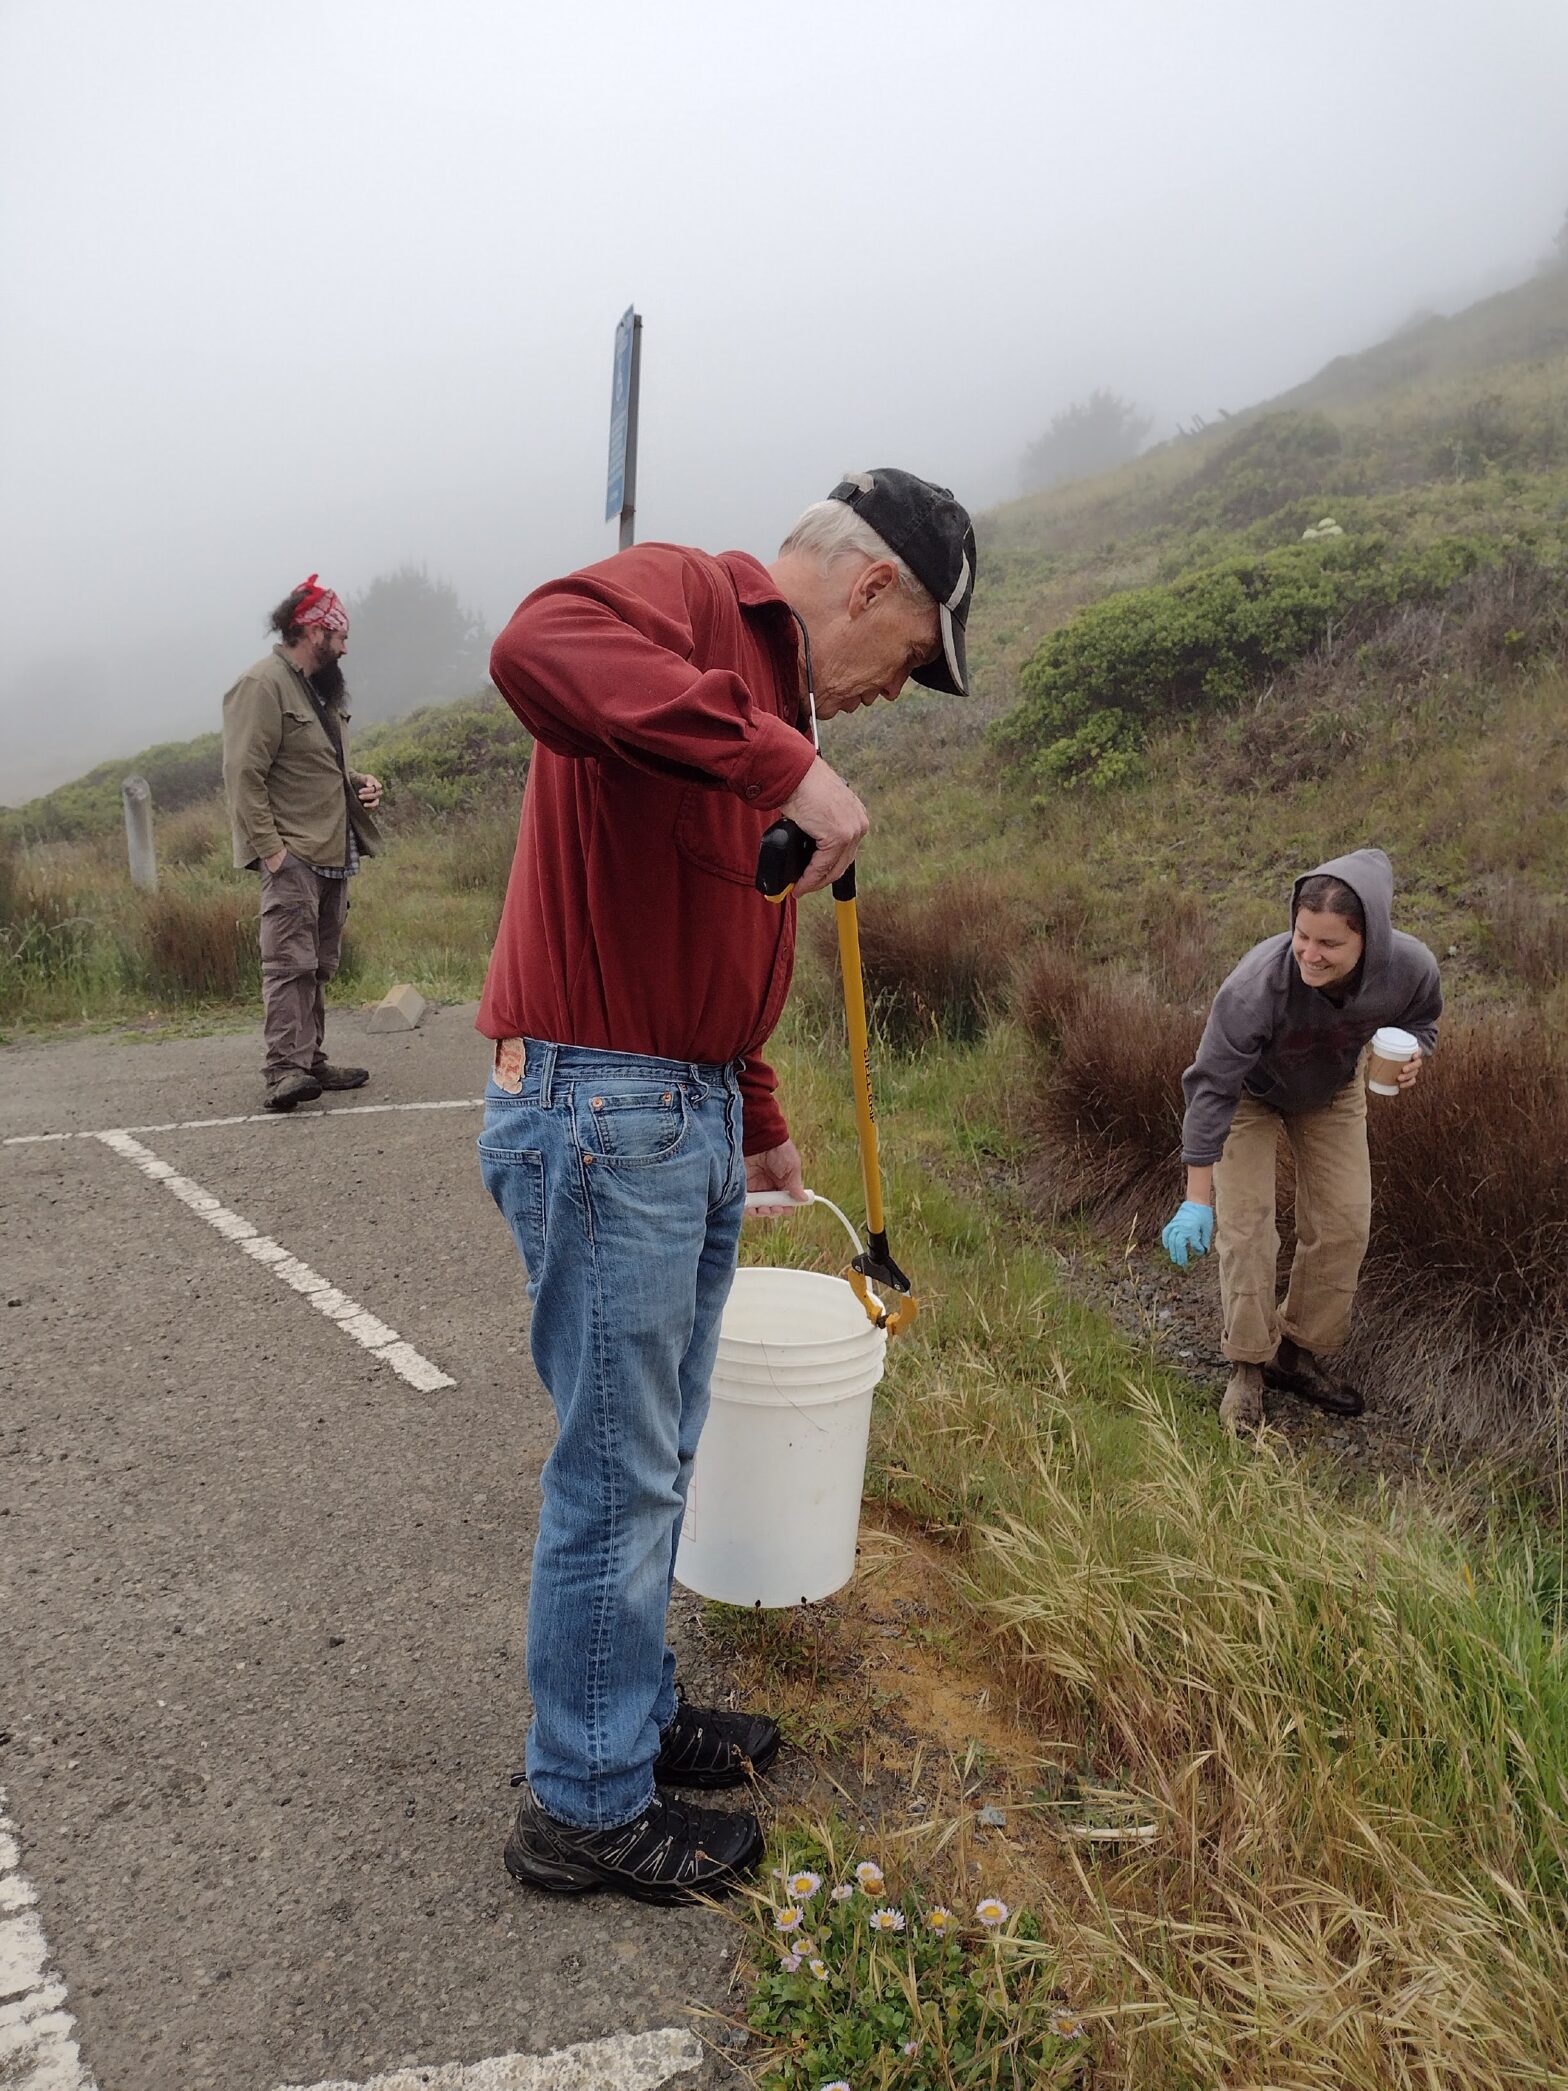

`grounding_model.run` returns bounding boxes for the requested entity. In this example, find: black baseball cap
[827,467,976,696]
